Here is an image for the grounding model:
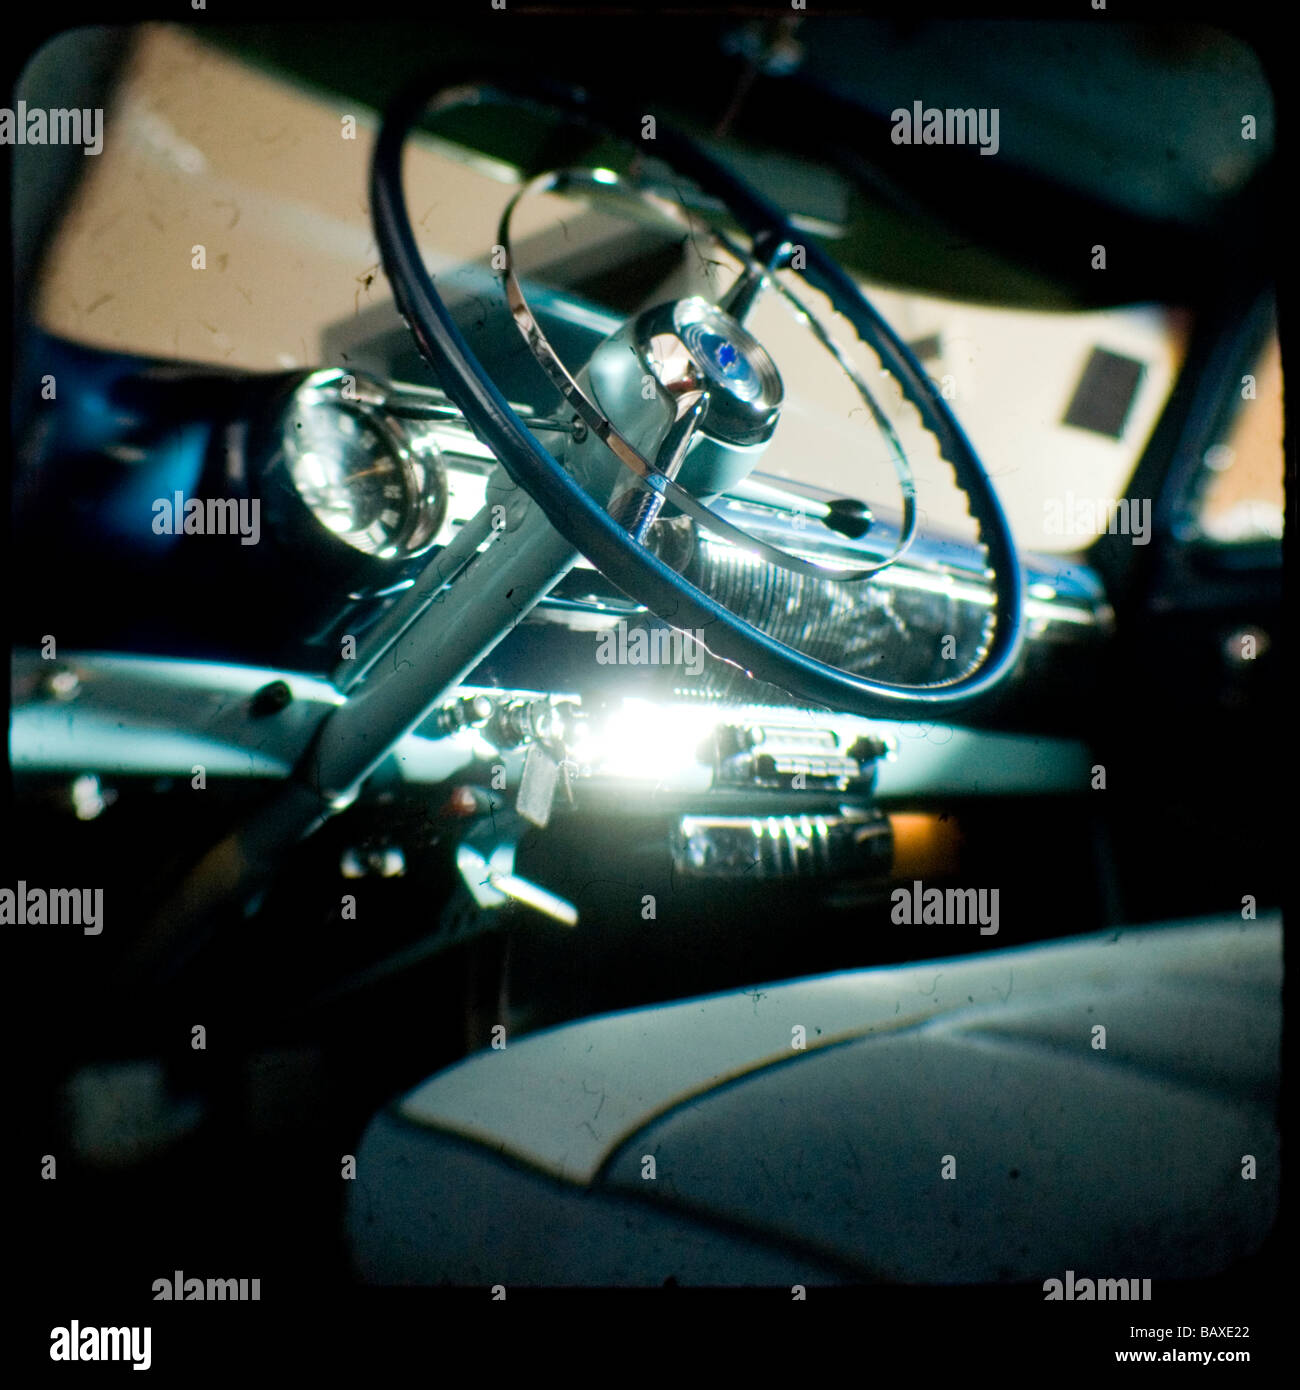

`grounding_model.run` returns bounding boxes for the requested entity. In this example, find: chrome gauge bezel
[279,368,449,562]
